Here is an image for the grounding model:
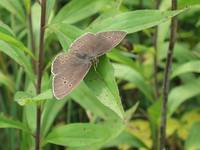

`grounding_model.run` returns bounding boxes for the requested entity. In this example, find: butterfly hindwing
[52,53,91,99]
